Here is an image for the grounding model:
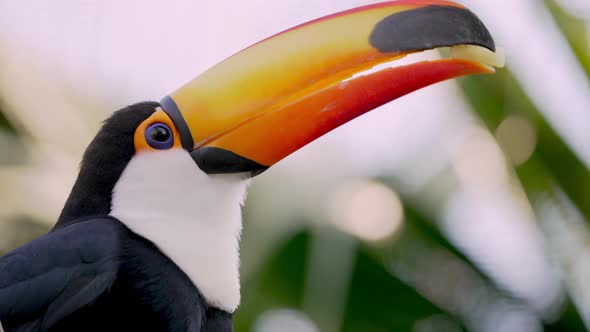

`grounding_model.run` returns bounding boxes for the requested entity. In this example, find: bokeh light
[327,179,404,242]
